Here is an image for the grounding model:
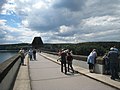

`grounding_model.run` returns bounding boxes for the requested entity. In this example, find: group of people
[58,49,74,74]
[104,46,119,80]
[19,46,119,80]
[87,46,120,80]
[28,48,37,61]
[19,48,37,65]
